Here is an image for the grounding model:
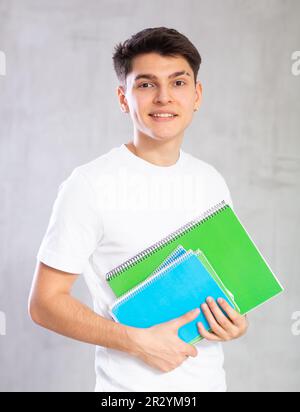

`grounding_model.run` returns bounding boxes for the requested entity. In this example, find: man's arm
[28,262,134,352]
[28,262,199,372]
